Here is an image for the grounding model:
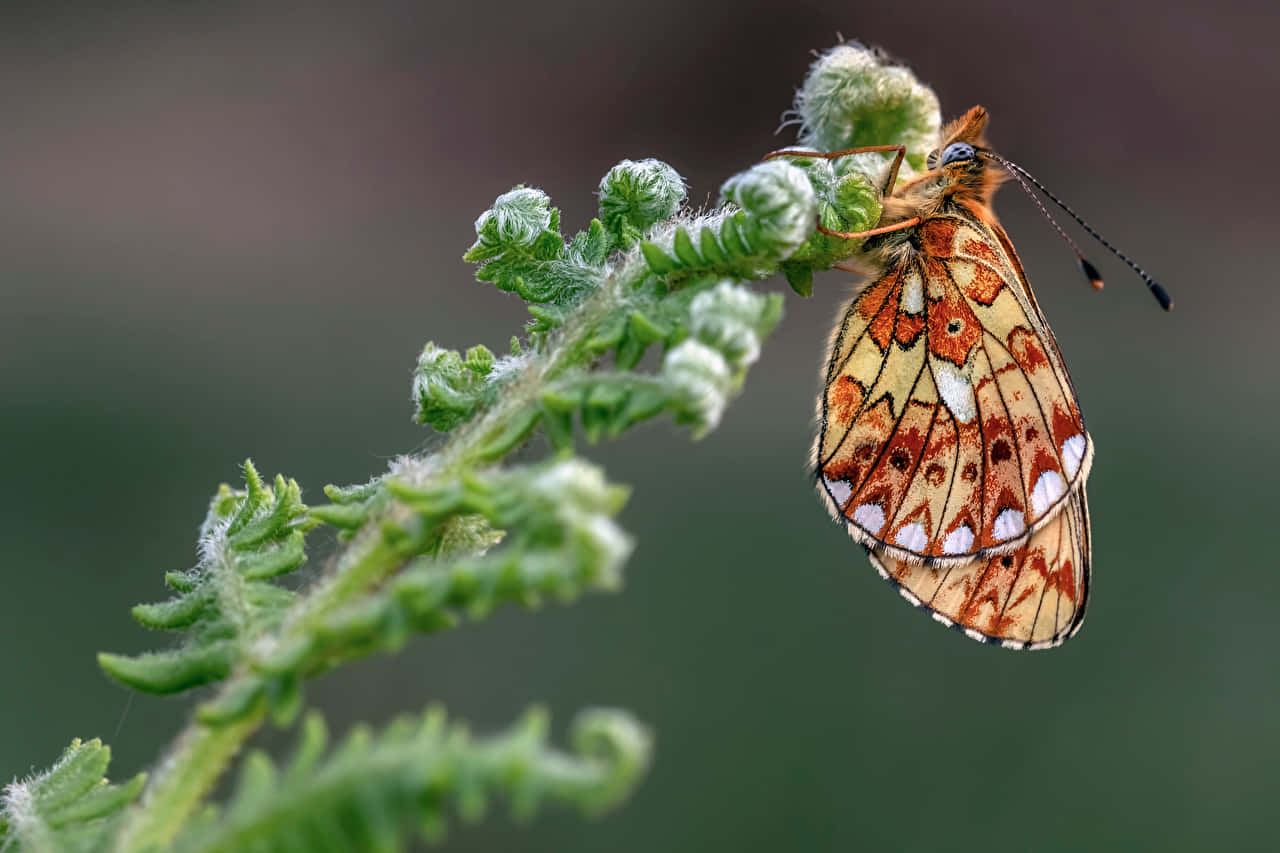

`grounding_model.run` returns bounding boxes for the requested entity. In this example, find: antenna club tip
[1152,282,1173,312]
[1078,257,1104,290]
